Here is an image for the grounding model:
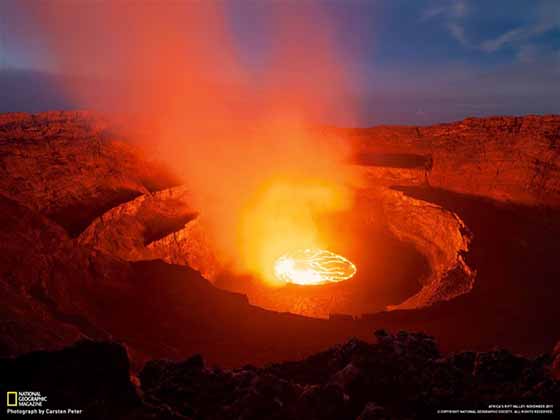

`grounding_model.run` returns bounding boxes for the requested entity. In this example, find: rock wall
[377,188,475,310]
[146,218,219,280]
[344,115,560,207]
[77,184,218,280]
[0,111,178,235]
[0,194,123,356]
